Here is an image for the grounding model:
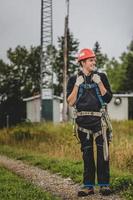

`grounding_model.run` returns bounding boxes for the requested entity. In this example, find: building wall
[108,97,128,120]
[26,98,40,122]
[25,96,61,123]
[53,99,60,123]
